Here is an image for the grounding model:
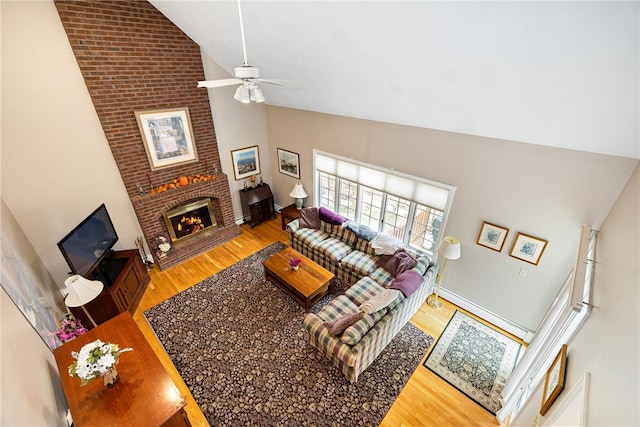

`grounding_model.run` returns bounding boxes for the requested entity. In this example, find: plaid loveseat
[287,218,437,383]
